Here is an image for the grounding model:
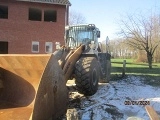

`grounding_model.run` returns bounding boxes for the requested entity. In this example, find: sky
[69,0,160,41]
